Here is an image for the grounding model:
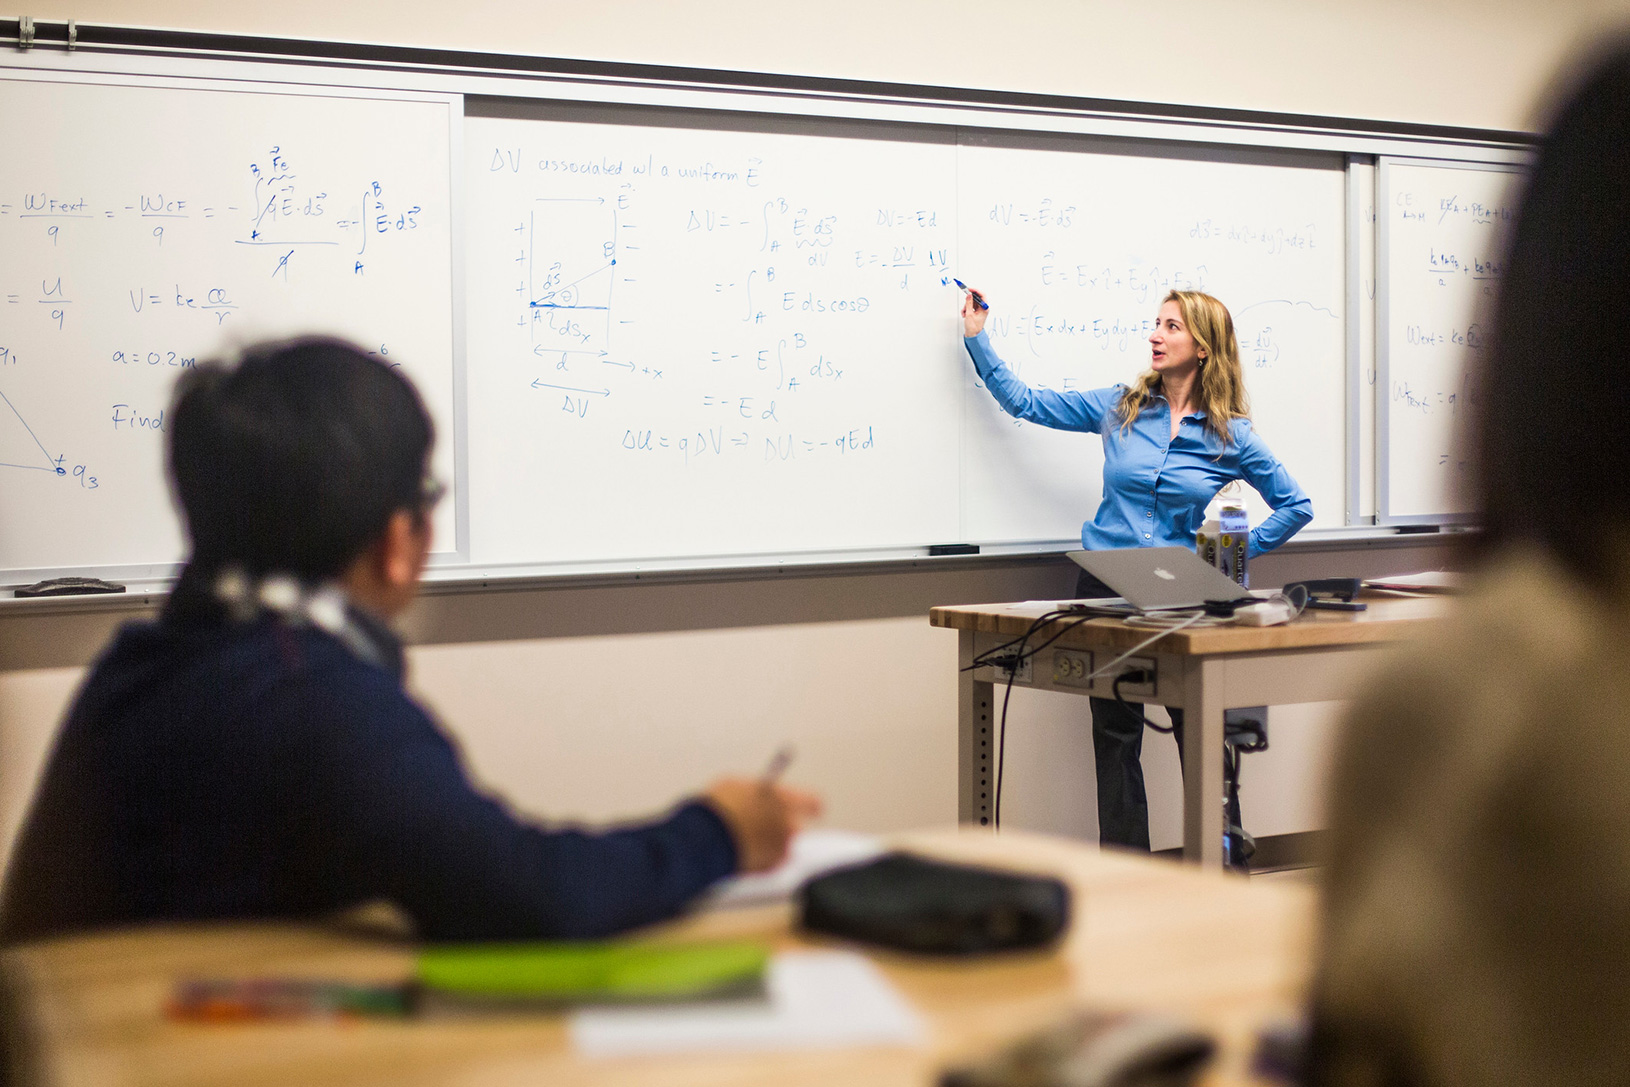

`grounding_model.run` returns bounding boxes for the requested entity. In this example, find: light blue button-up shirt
[966,332,1313,555]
